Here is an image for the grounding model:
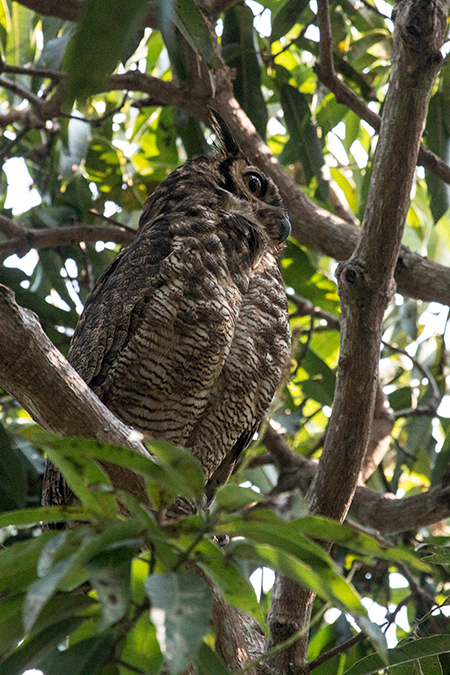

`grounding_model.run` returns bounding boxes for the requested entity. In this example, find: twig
[0,58,63,80]
[309,631,367,671]
[382,340,441,419]
[0,76,42,105]
[88,209,135,230]
[289,293,341,329]
[313,37,450,187]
